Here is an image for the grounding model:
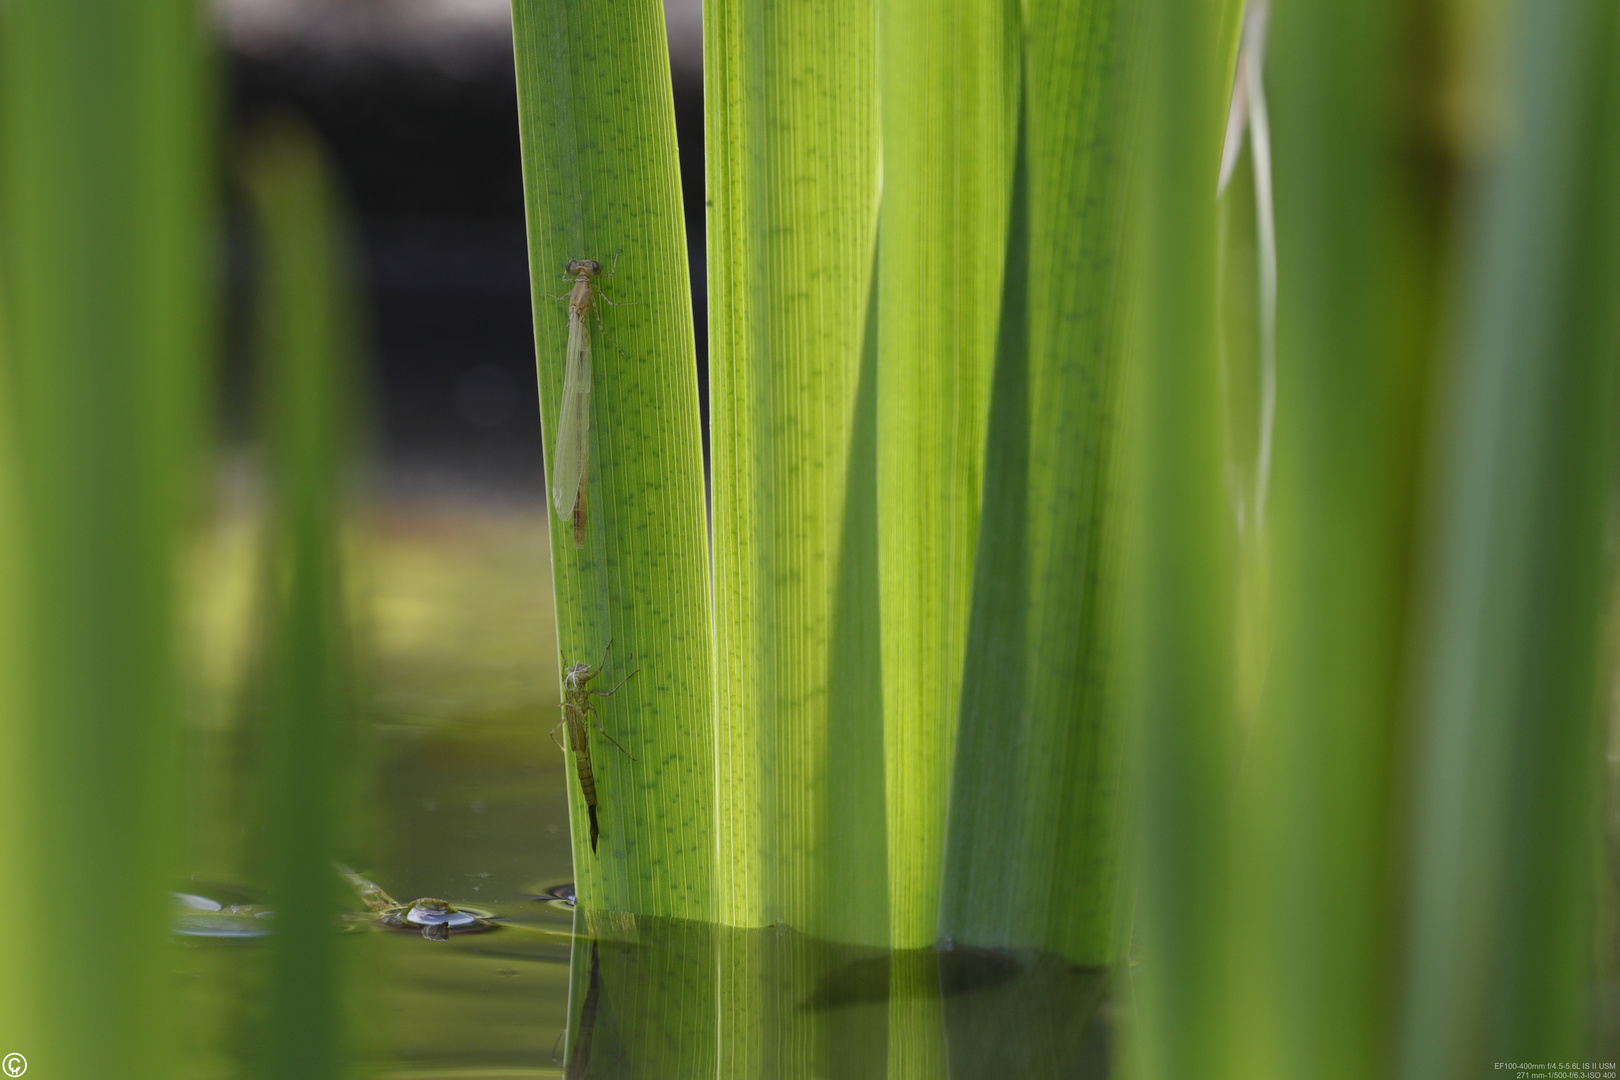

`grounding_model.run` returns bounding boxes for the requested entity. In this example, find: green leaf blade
[941,0,1139,968]
[705,0,886,943]
[877,0,1020,952]
[511,0,714,919]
